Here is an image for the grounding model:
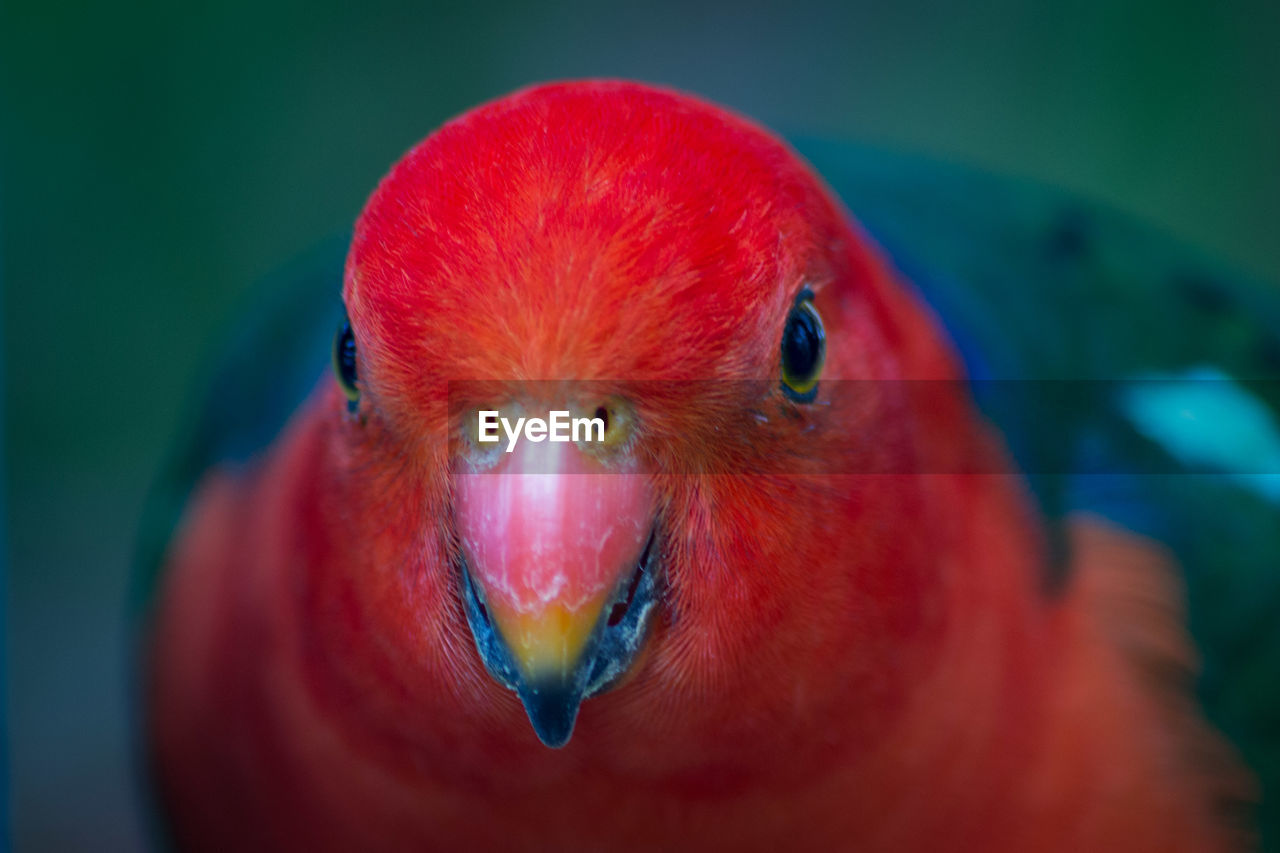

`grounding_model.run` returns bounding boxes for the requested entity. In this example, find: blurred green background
[2,0,1278,848]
